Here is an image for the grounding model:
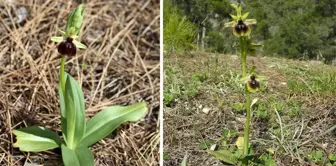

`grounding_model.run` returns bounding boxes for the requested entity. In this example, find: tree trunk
[197,30,200,50]
[201,25,206,51]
